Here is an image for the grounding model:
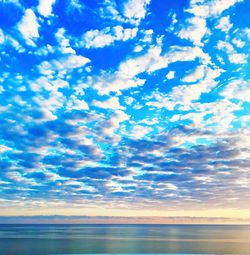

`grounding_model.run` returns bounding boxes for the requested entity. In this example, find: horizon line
[1,215,250,225]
